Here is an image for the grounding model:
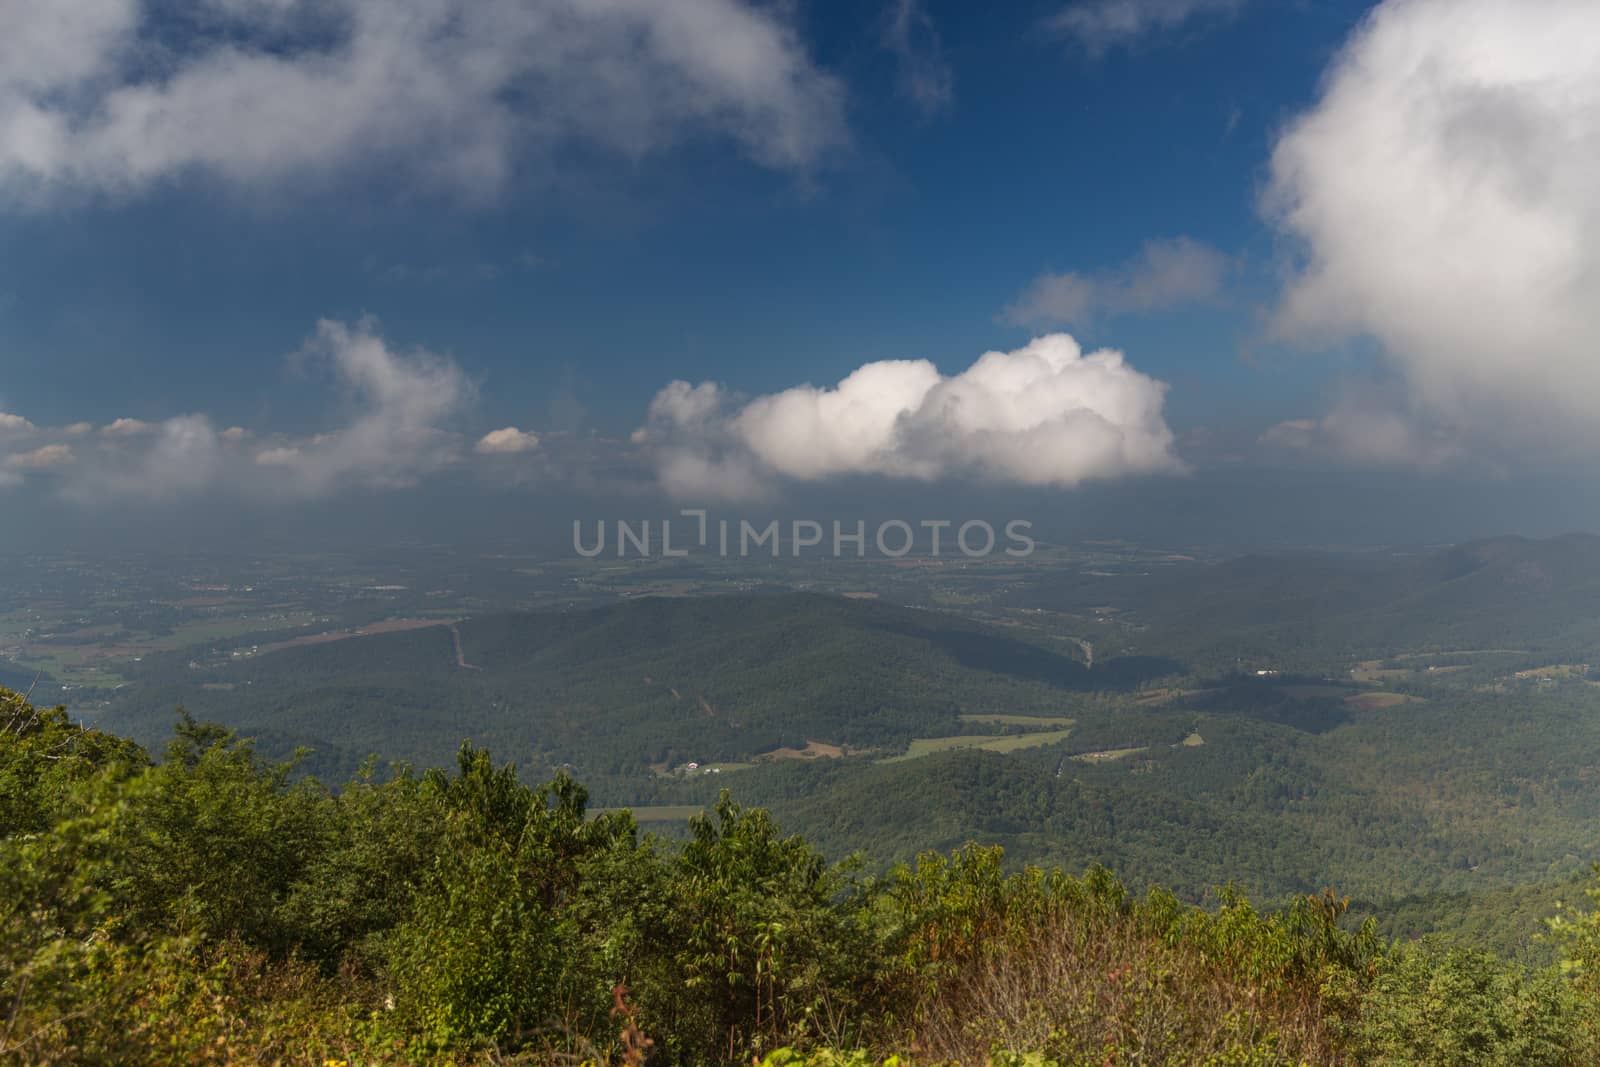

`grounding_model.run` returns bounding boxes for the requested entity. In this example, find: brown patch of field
[757,740,846,762]
[254,617,455,655]
[1345,691,1422,711]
